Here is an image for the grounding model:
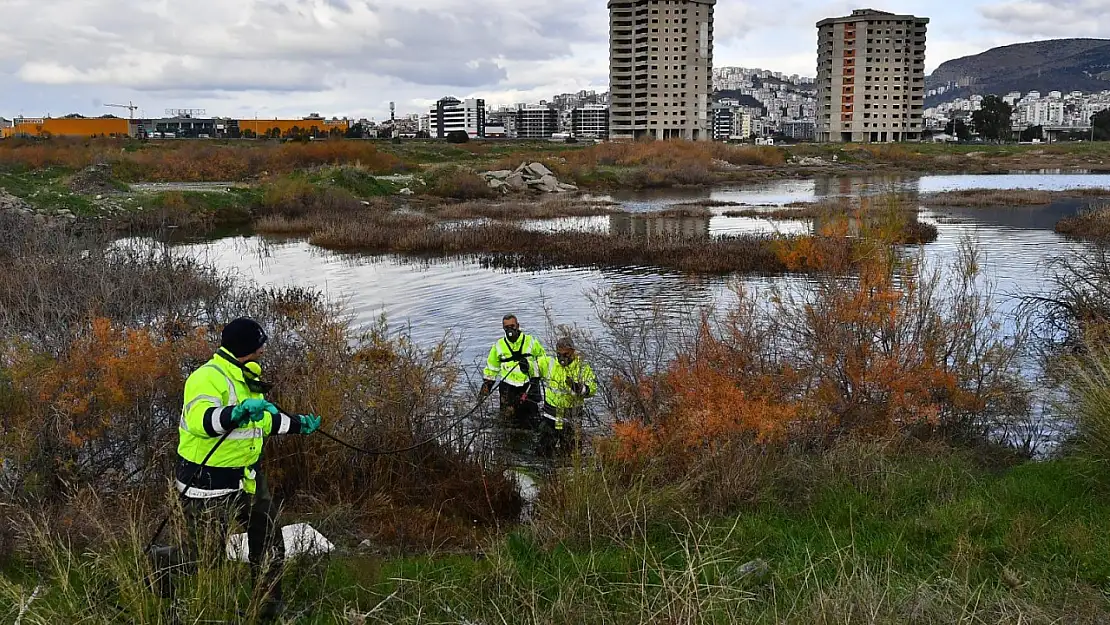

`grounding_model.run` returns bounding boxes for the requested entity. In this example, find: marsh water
[178,173,1106,372]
